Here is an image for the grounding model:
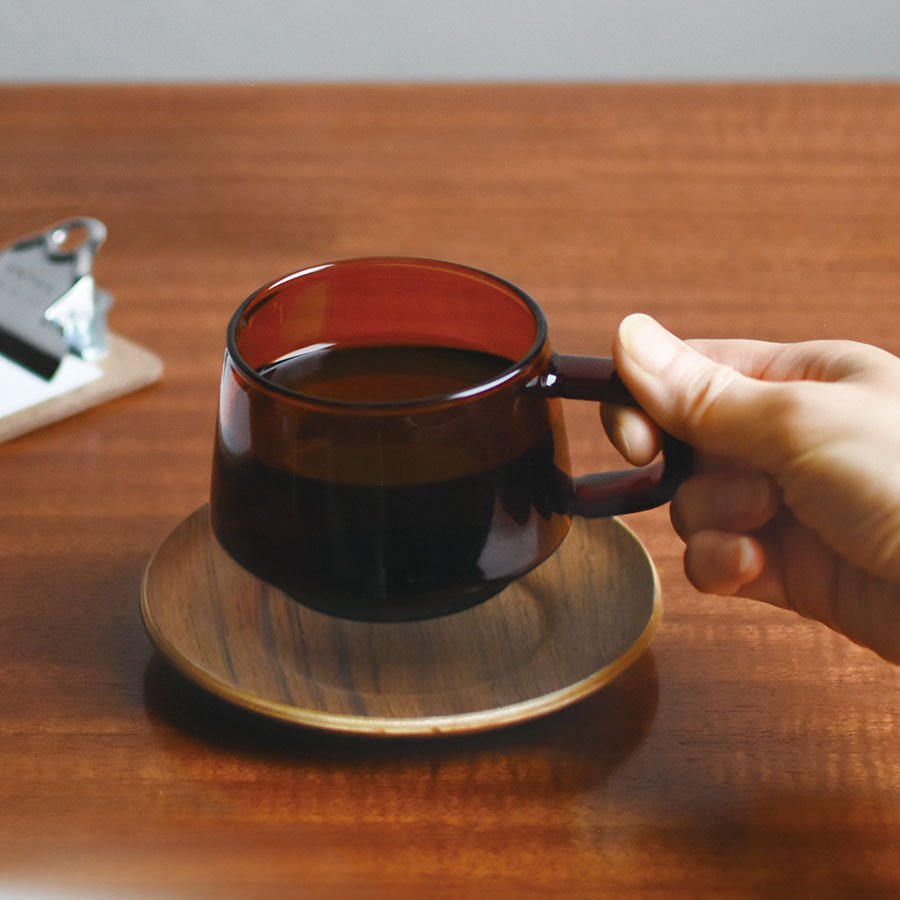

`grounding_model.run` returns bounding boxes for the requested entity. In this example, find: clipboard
[0,217,163,444]
[0,332,163,444]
